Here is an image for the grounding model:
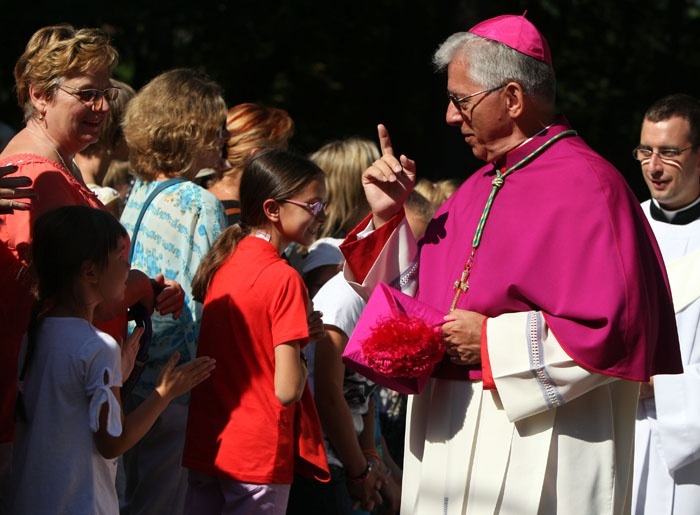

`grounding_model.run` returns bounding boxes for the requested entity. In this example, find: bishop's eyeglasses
[447,84,507,113]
